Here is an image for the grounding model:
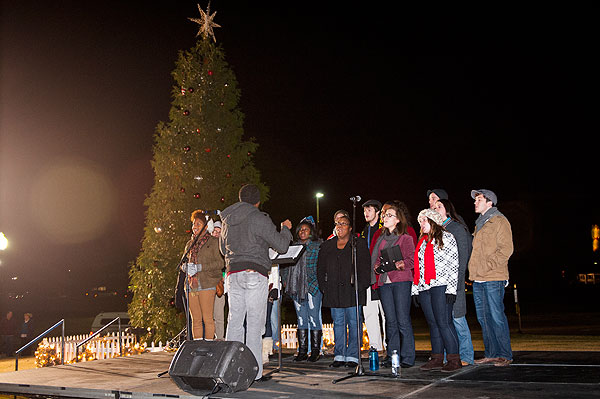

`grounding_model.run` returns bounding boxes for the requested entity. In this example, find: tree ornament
[194,193,201,199]
[154,226,163,233]
[220,196,225,203]
[188,87,194,93]
[181,87,186,95]
[204,148,211,153]
[226,172,231,178]
[226,154,231,158]
[188,3,221,42]
[194,176,203,181]
[208,70,213,76]
[180,187,186,192]
[183,145,191,152]
[183,110,190,116]
[196,128,201,134]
